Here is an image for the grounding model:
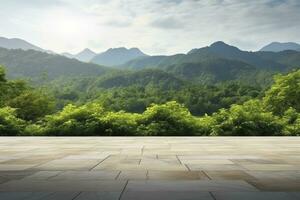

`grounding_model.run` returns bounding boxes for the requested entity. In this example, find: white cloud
[0,0,299,55]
